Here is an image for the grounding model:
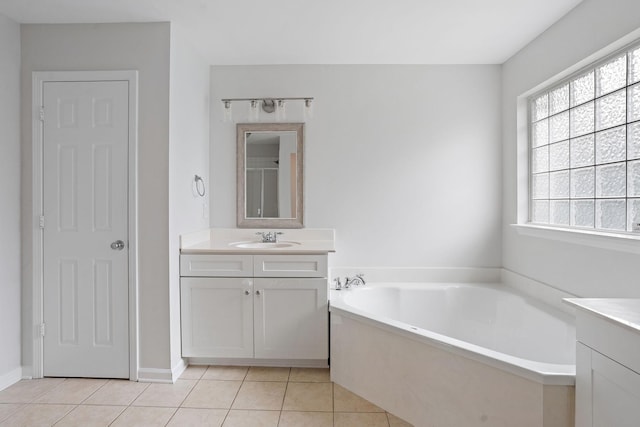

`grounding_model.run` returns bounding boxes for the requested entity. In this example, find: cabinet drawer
[181,254,253,277]
[254,255,327,278]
